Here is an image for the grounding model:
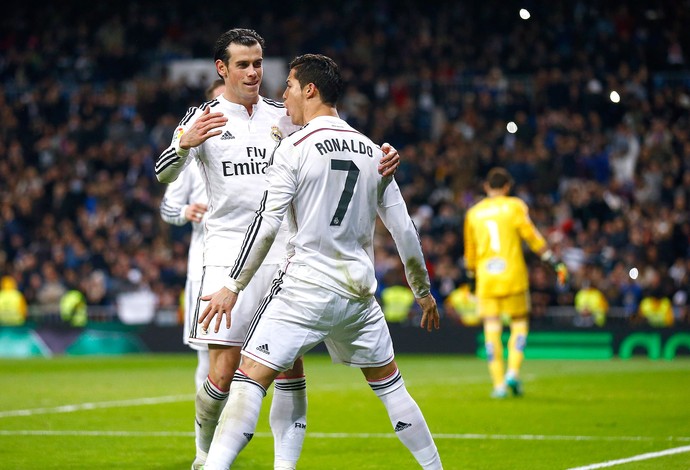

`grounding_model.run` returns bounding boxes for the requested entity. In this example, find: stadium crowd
[0,1,688,327]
